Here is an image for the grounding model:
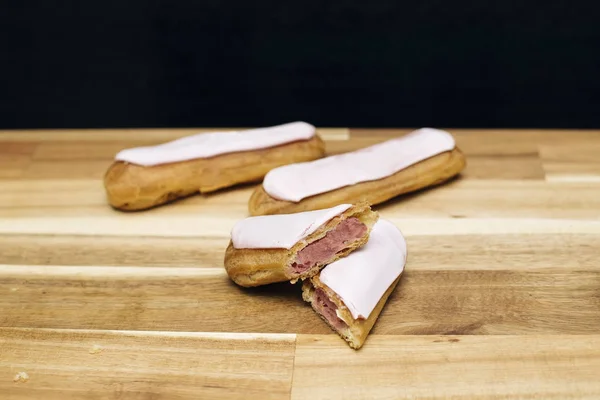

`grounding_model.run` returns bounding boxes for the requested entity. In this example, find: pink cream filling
[290,217,367,275]
[314,288,348,330]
